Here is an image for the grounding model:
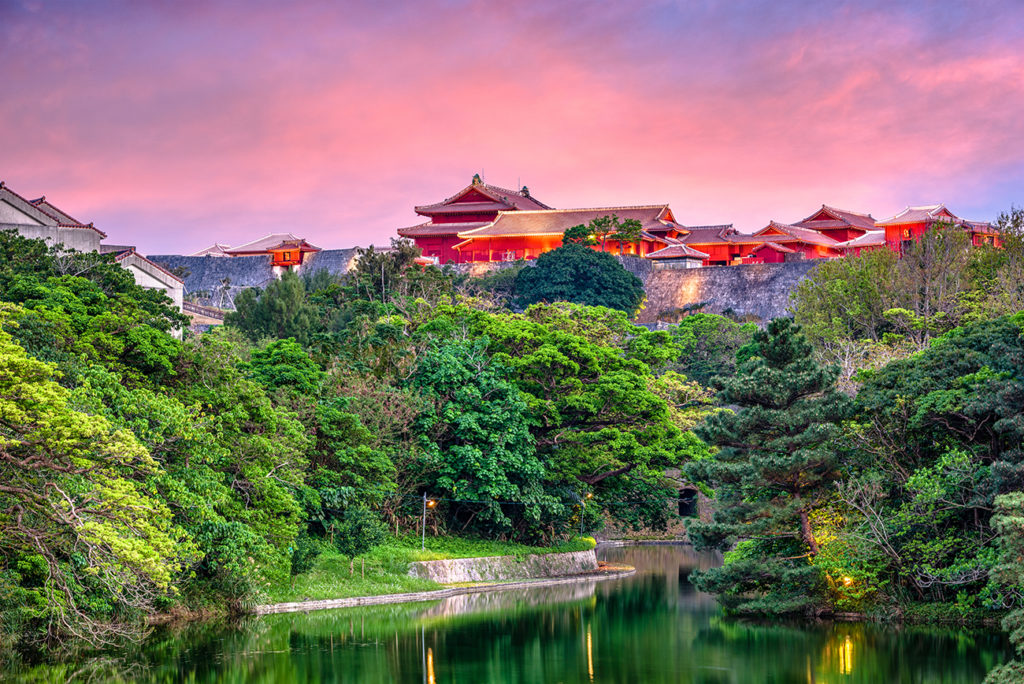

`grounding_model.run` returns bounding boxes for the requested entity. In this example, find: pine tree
[684,318,851,615]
